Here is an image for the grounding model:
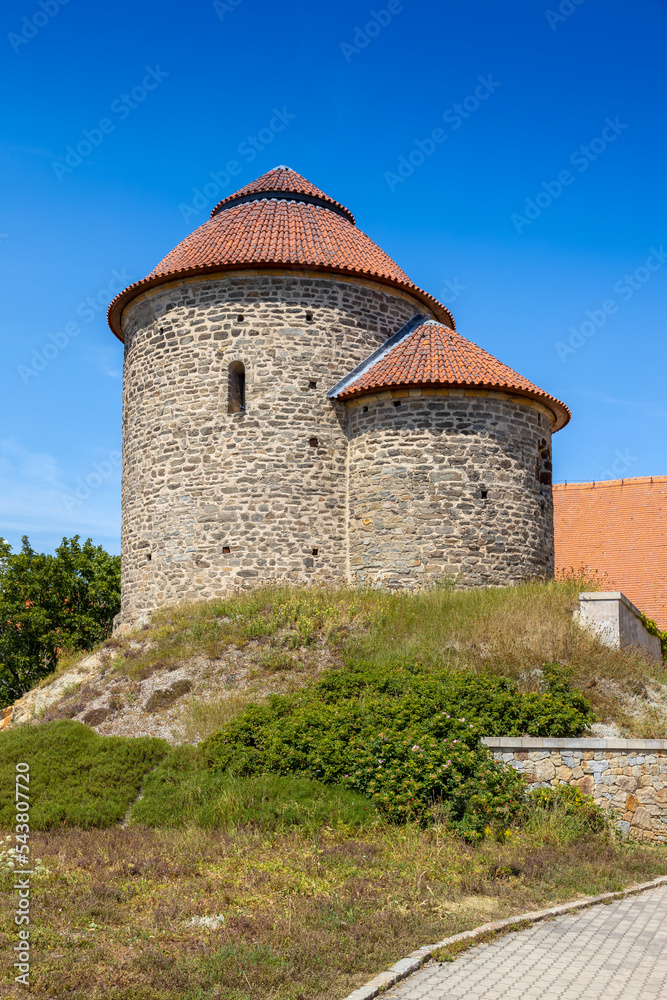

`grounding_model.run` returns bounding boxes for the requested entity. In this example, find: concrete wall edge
[482,736,667,751]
